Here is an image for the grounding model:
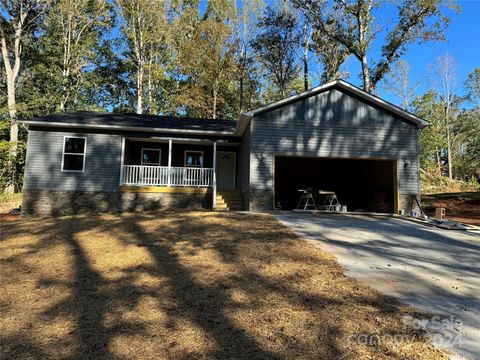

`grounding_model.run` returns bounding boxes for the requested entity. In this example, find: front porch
[122,166,215,187]
[119,137,241,209]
